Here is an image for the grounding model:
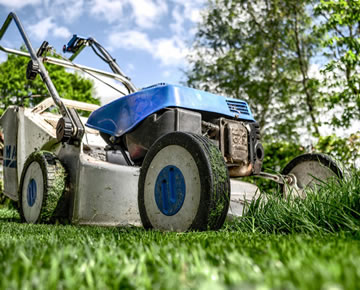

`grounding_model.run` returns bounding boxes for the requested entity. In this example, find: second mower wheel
[281,153,342,198]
